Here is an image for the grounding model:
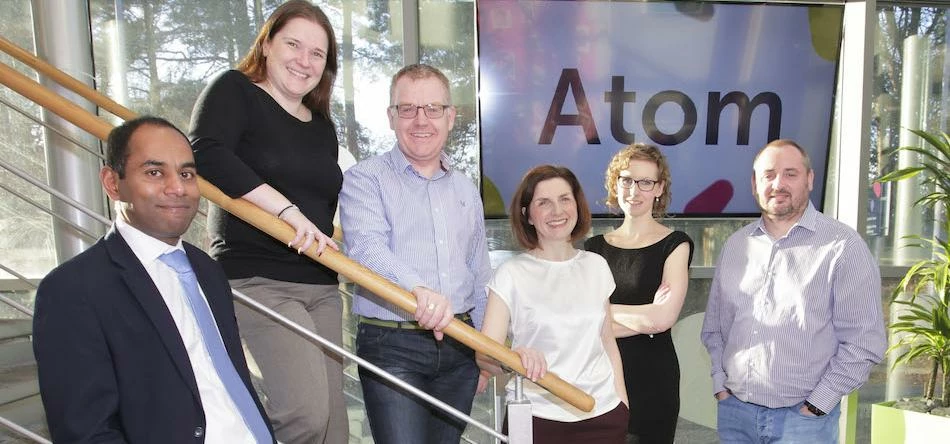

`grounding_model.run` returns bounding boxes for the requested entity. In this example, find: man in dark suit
[33,116,274,443]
